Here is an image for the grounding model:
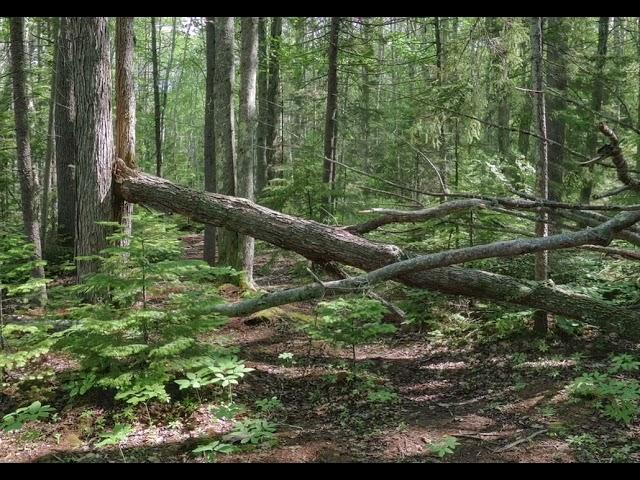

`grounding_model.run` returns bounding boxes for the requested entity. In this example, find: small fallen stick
[493,429,548,453]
